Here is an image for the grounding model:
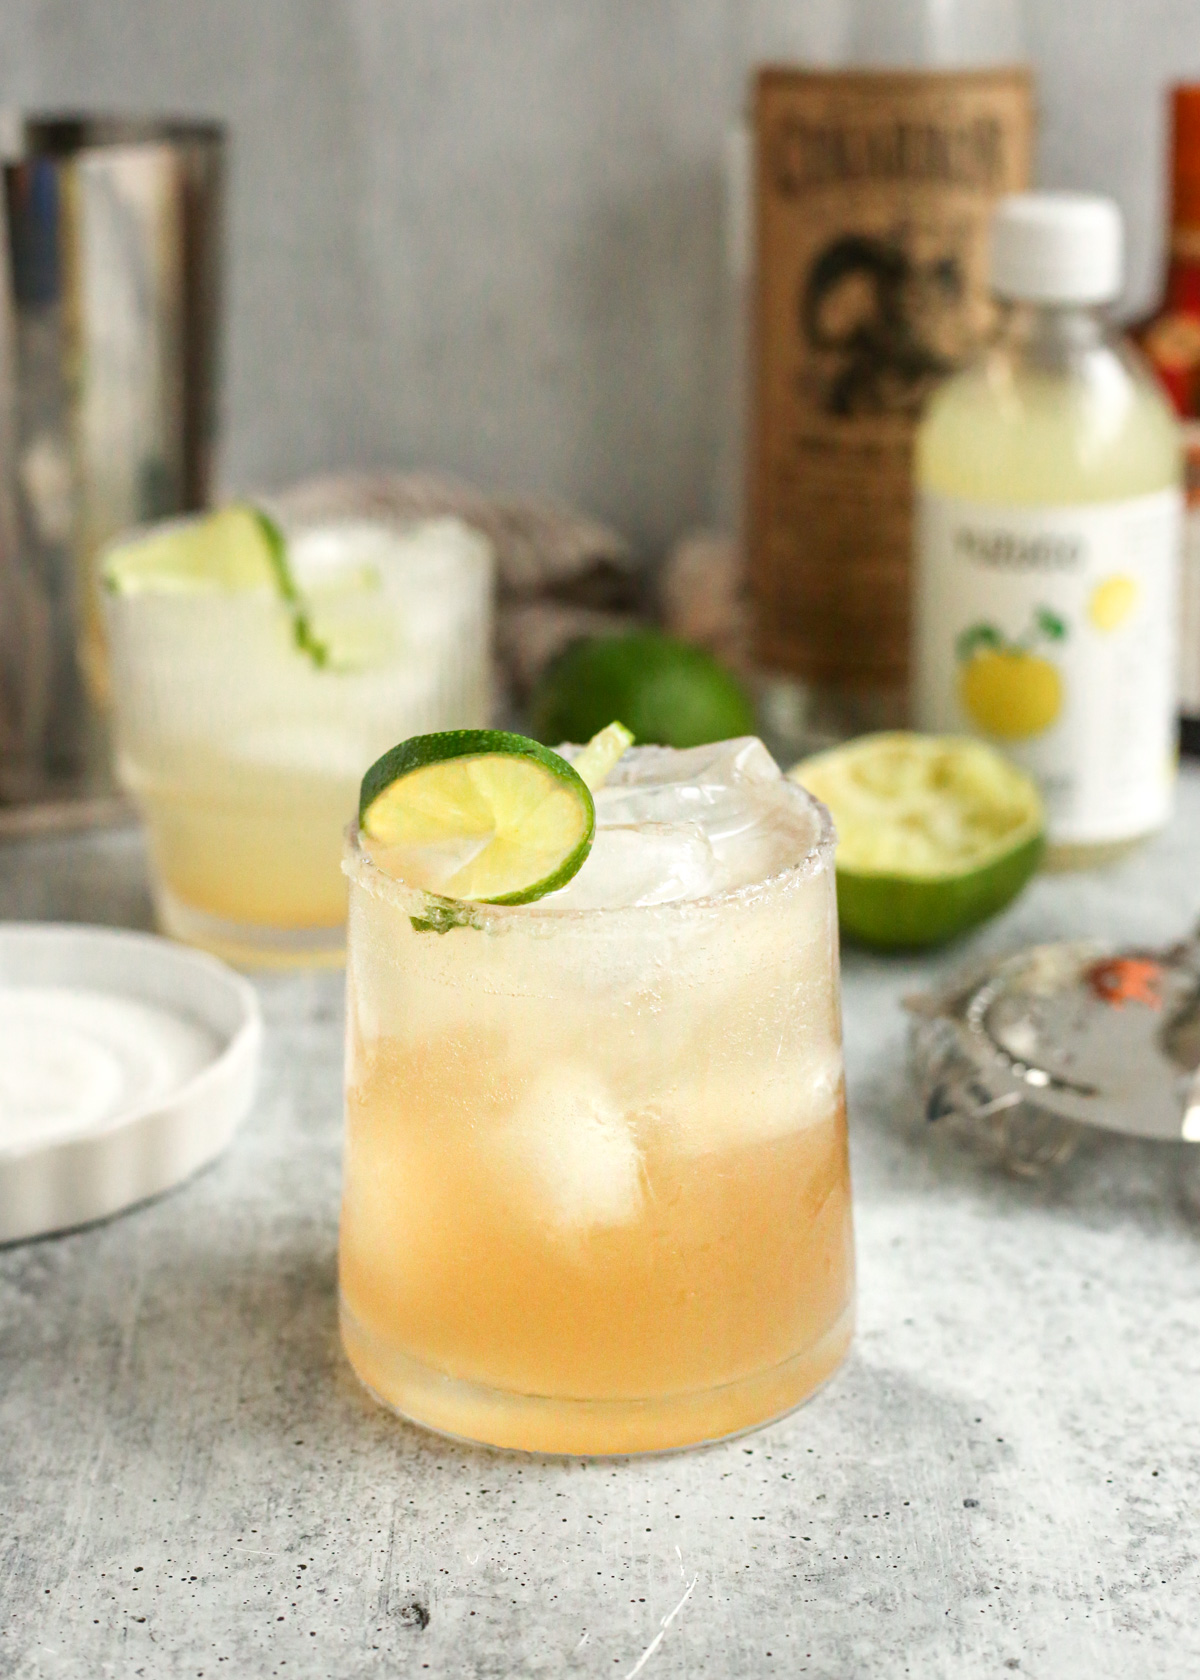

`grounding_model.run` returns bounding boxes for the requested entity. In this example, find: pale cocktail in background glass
[103,515,492,966]
[340,738,854,1454]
